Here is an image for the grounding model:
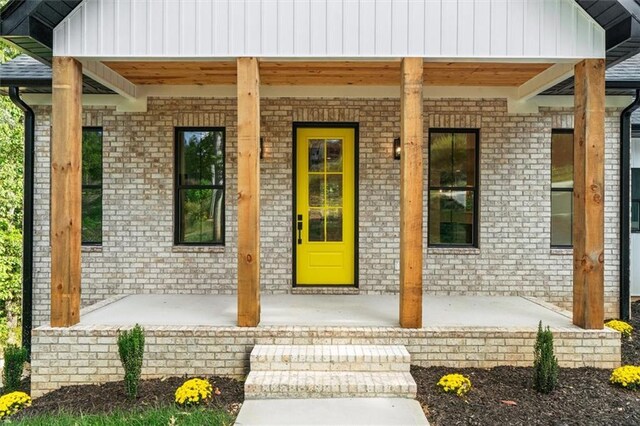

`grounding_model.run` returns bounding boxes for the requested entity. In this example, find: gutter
[620,88,640,320]
[7,87,33,358]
